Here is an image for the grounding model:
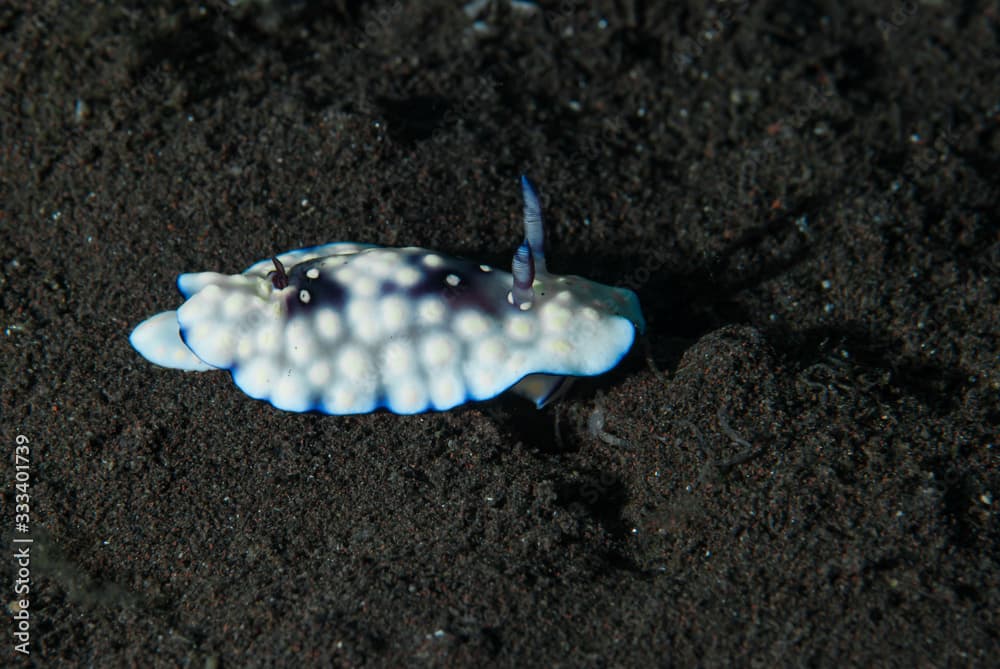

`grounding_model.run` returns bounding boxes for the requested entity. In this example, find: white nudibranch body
[130,176,646,414]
